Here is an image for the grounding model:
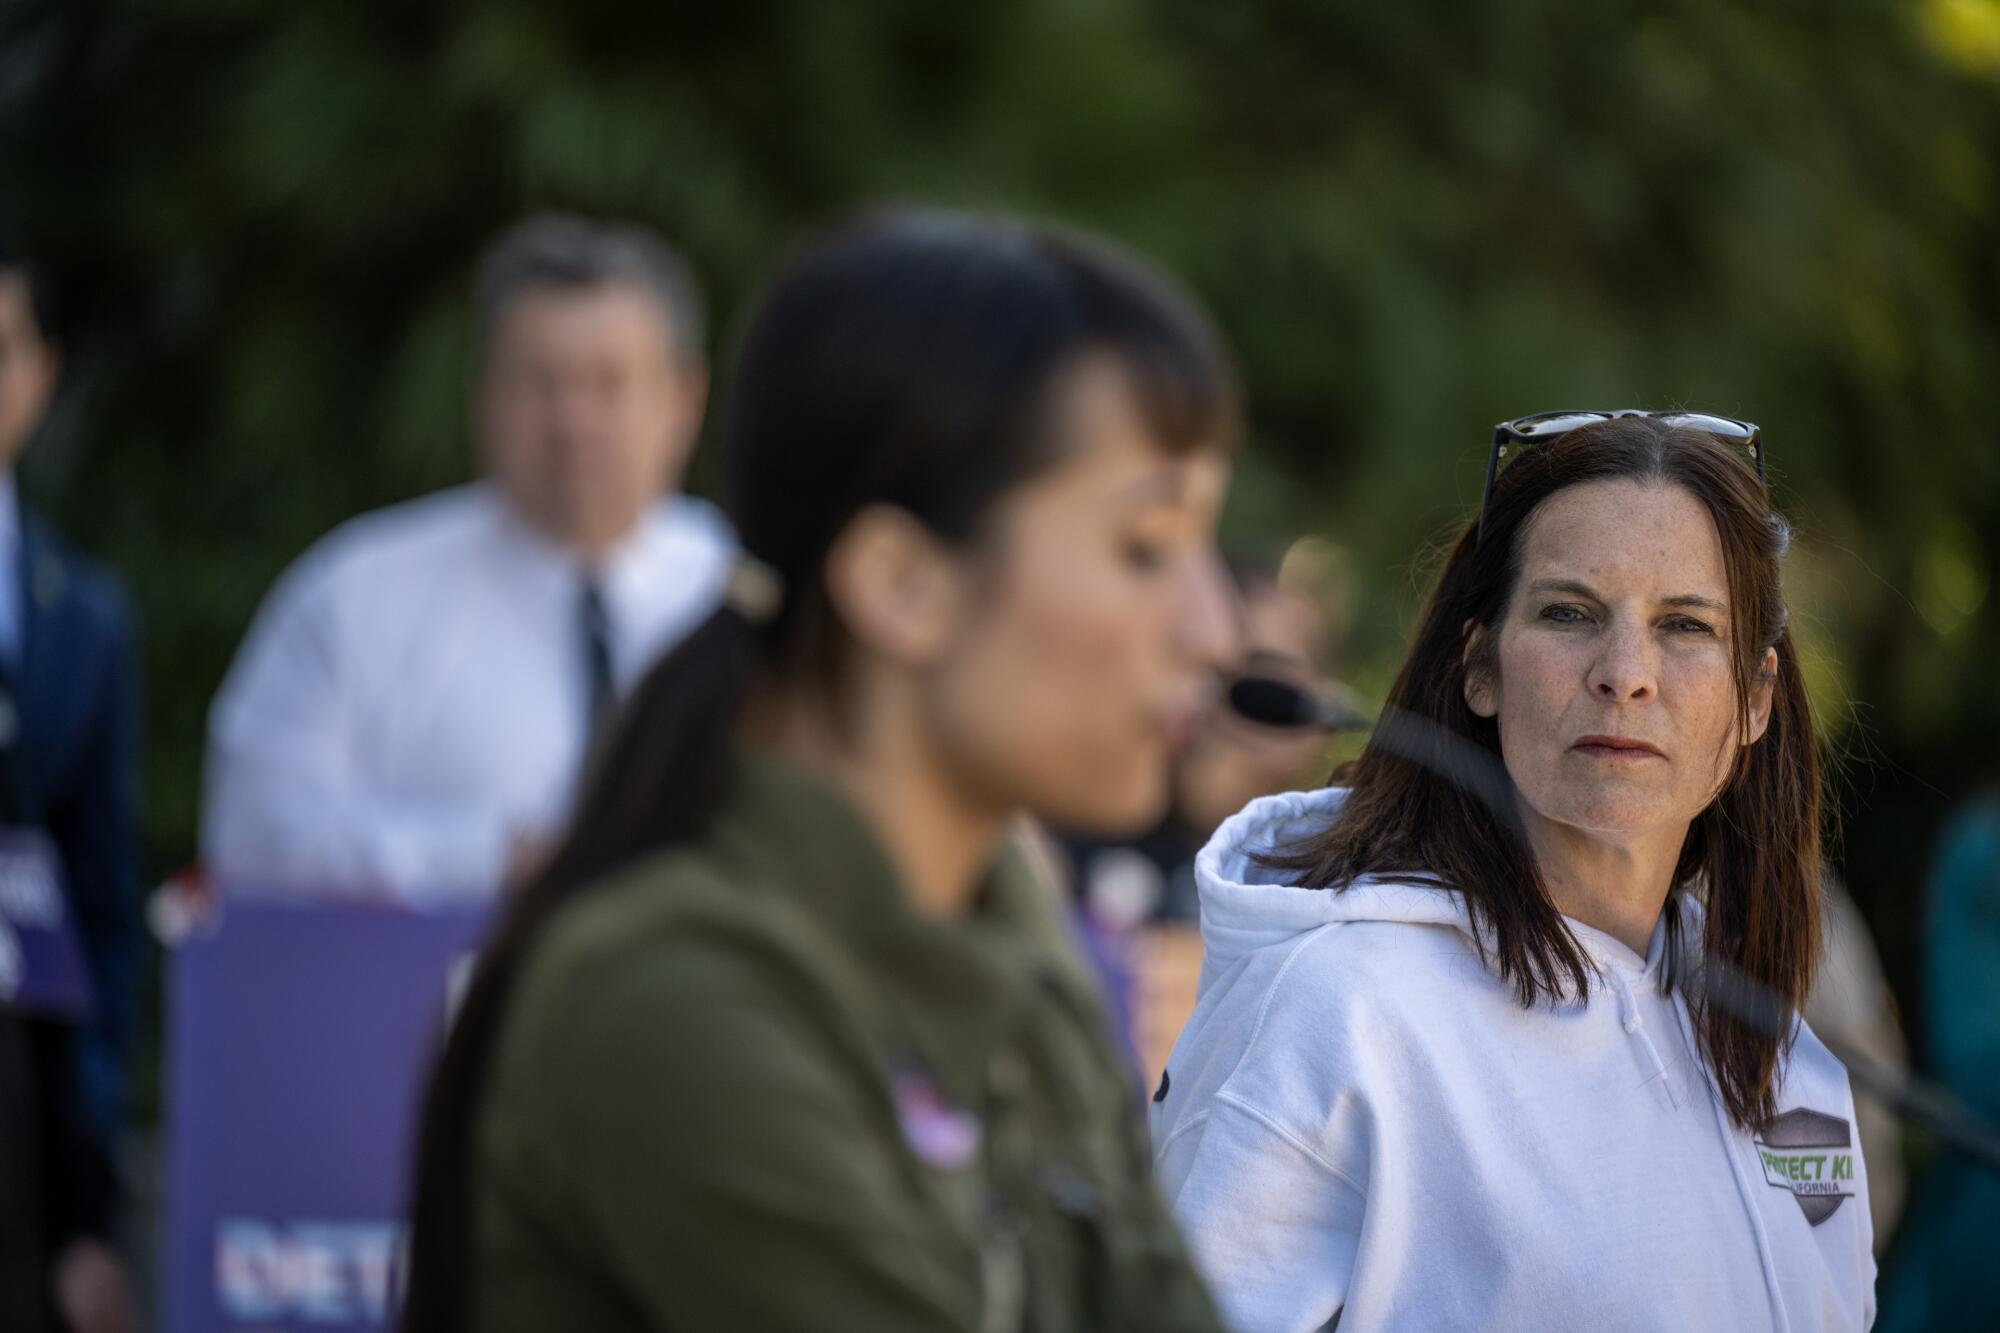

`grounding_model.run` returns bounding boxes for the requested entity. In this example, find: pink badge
[891,1069,984,1170]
